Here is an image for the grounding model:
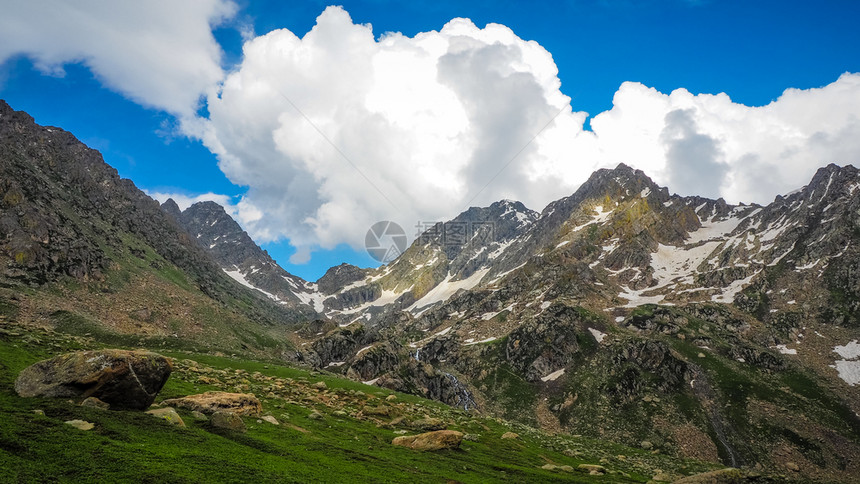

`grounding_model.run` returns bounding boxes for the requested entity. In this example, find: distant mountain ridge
[162,199,322,318]
[161,158,860,336]
[277,162,858,328]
